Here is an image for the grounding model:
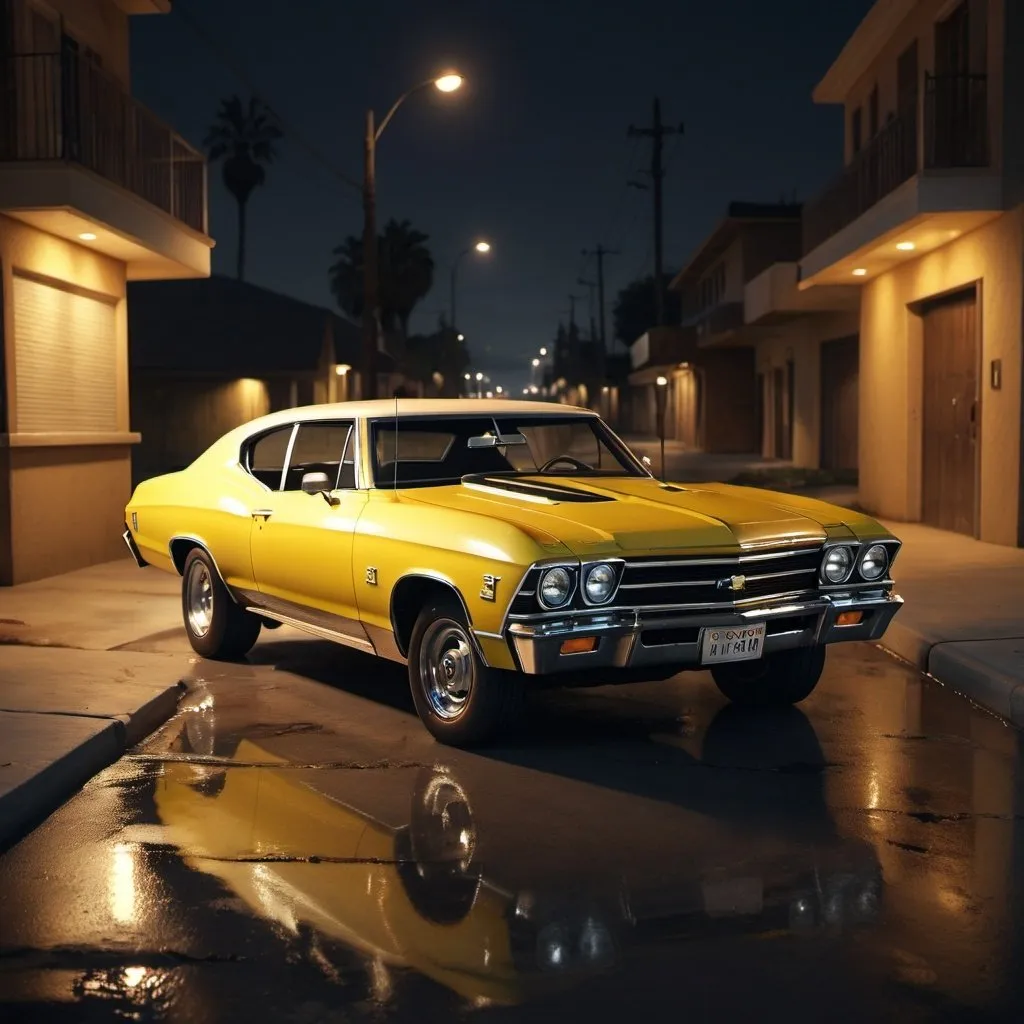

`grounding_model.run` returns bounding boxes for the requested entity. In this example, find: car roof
[240,398,597,433]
